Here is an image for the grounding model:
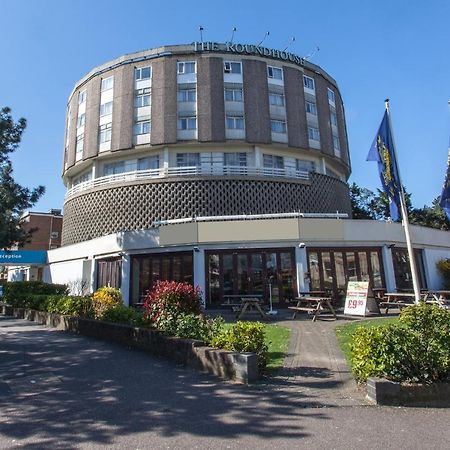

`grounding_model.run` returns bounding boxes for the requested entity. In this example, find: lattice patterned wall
[62,174,352,245]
